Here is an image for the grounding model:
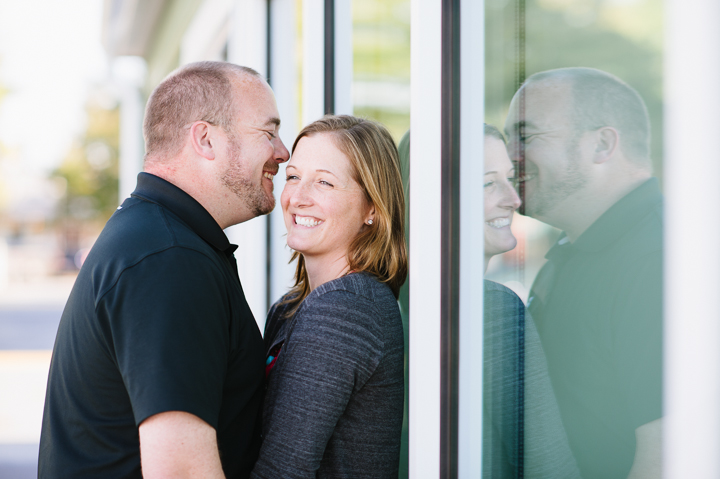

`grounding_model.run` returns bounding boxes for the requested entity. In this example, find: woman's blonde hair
[282,115,408,315]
